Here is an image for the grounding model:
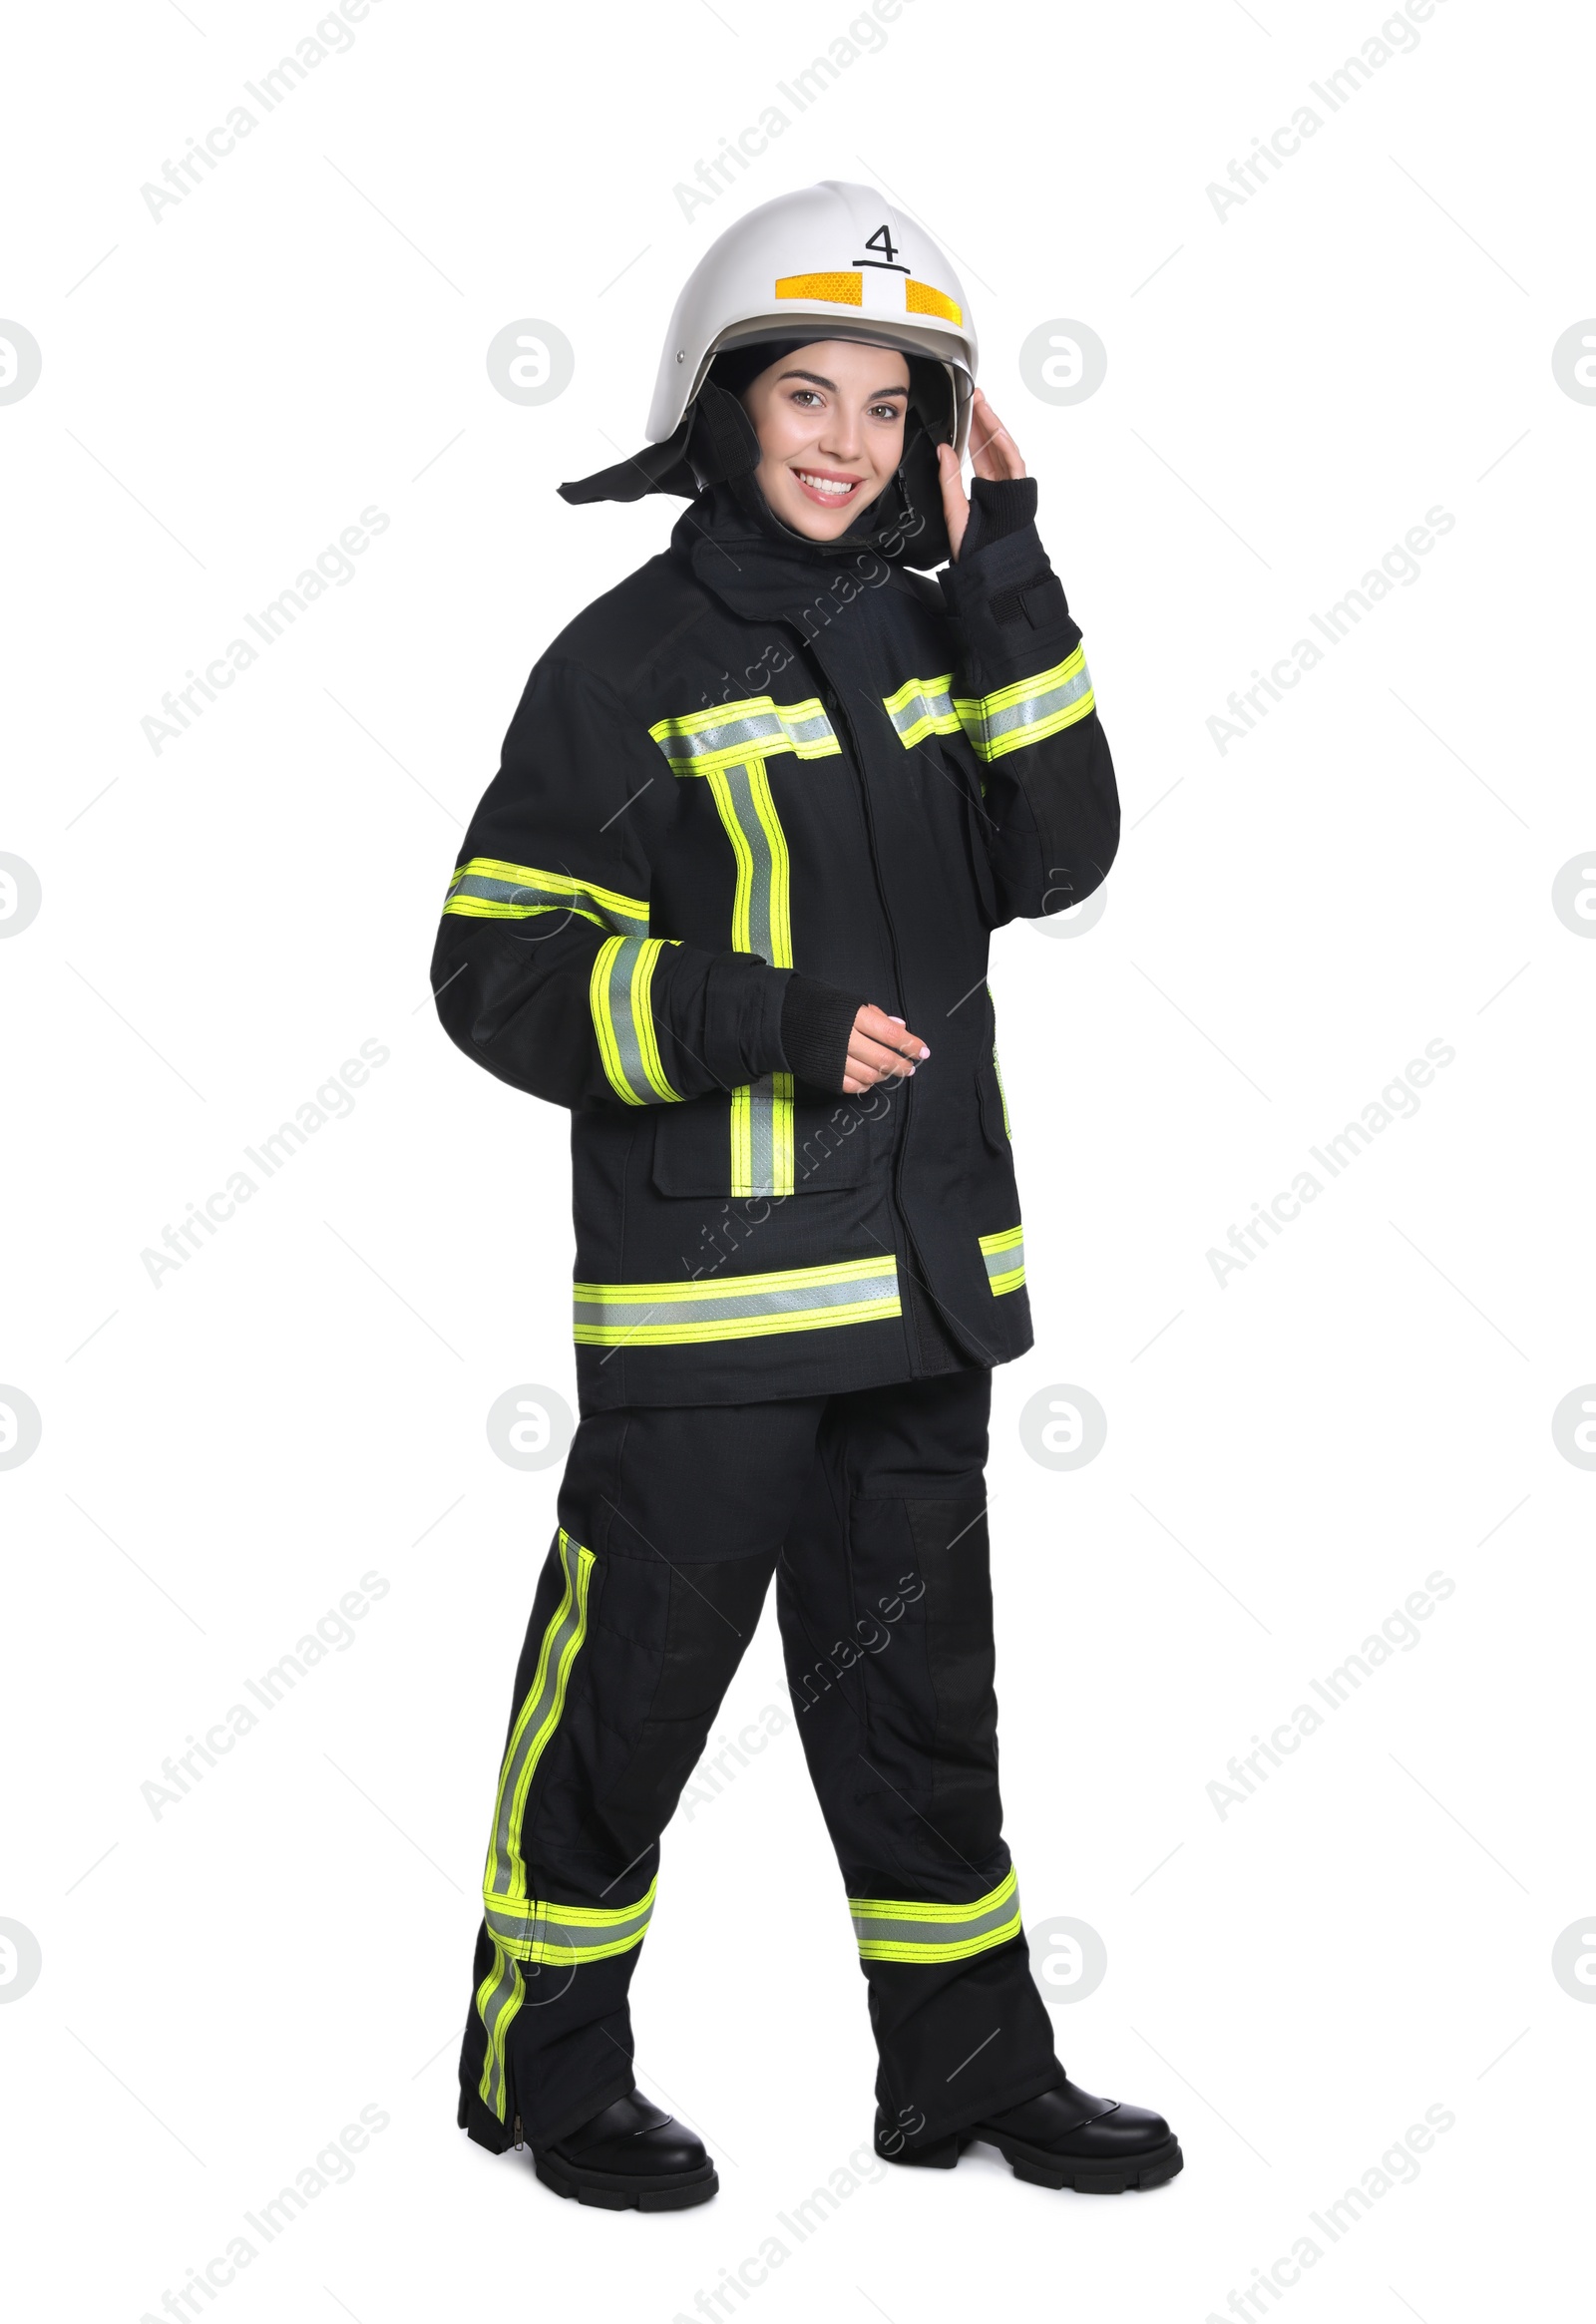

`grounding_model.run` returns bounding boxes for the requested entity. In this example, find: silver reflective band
[850,1867,1022,1962]
[883,672,960,749]
[591,935,678,1106]
[477,1530,594,2121]
[574,1255,902,1347]
[444,857,648,937]
[485,1537,589,1896]
[709,756,792,1194]
[485,1877,657,1965]
[649,695,841,776]
[978,1226,1024,1296]
[959,650,1095,763]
